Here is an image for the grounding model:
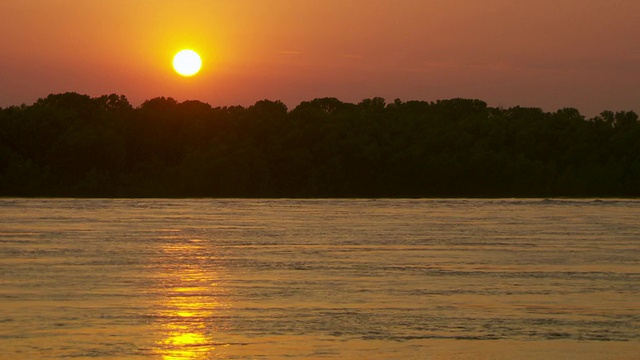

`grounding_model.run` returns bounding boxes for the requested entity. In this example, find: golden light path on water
[154,237,223,359]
